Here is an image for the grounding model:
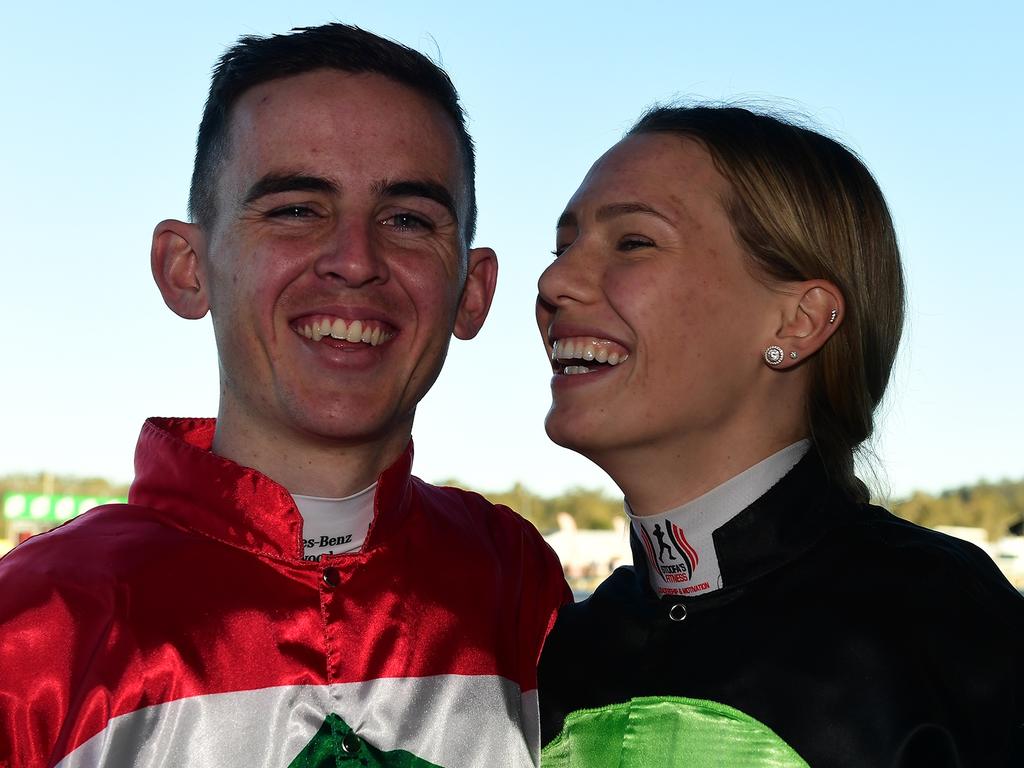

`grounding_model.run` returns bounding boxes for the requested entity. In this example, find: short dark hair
[630,105,905,502]
[188,23,477,242]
